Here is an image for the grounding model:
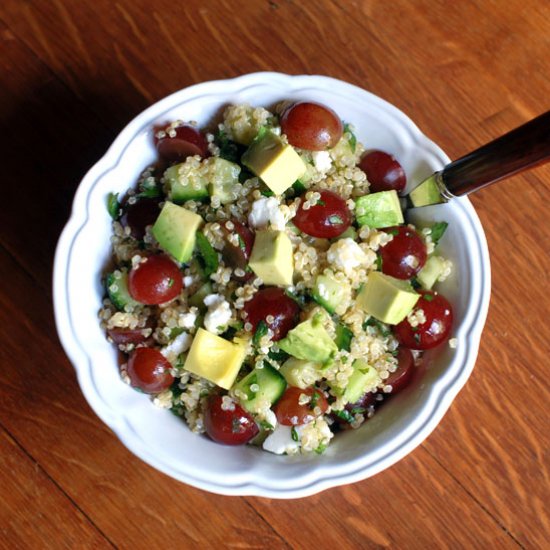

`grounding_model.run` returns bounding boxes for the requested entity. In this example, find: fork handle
[441,110,550,197]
